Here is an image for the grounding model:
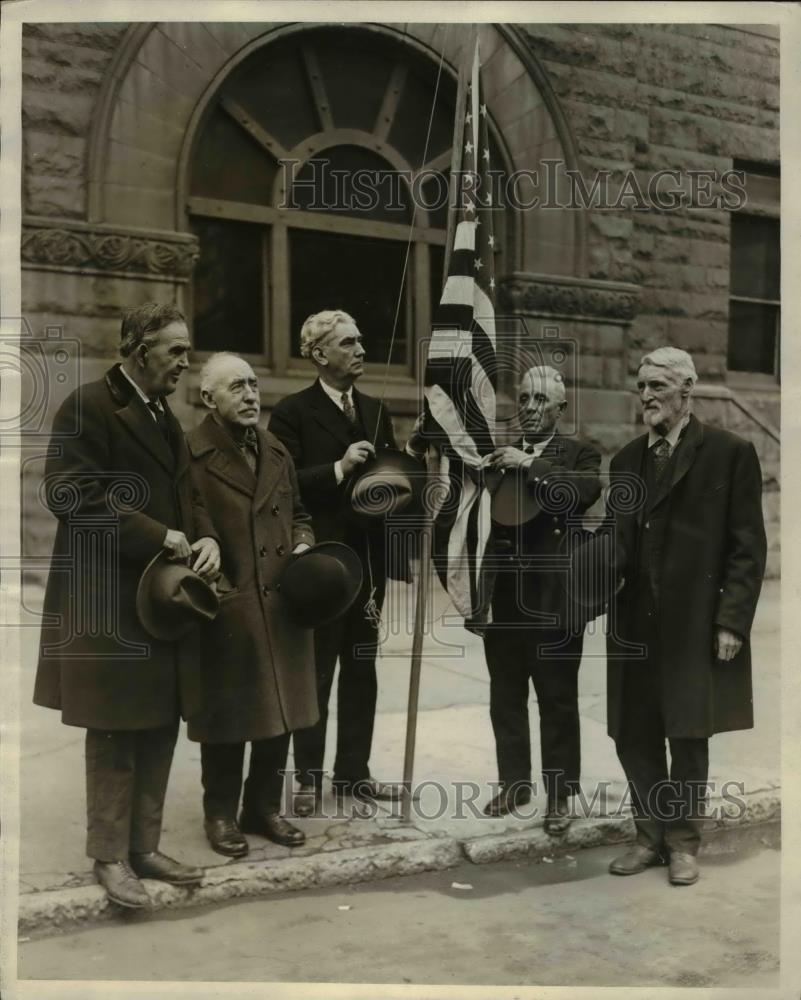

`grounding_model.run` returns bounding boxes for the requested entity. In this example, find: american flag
[424,41,497,619]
